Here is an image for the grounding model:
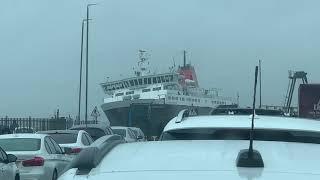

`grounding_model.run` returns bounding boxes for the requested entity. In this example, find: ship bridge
[101,73,180,95]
